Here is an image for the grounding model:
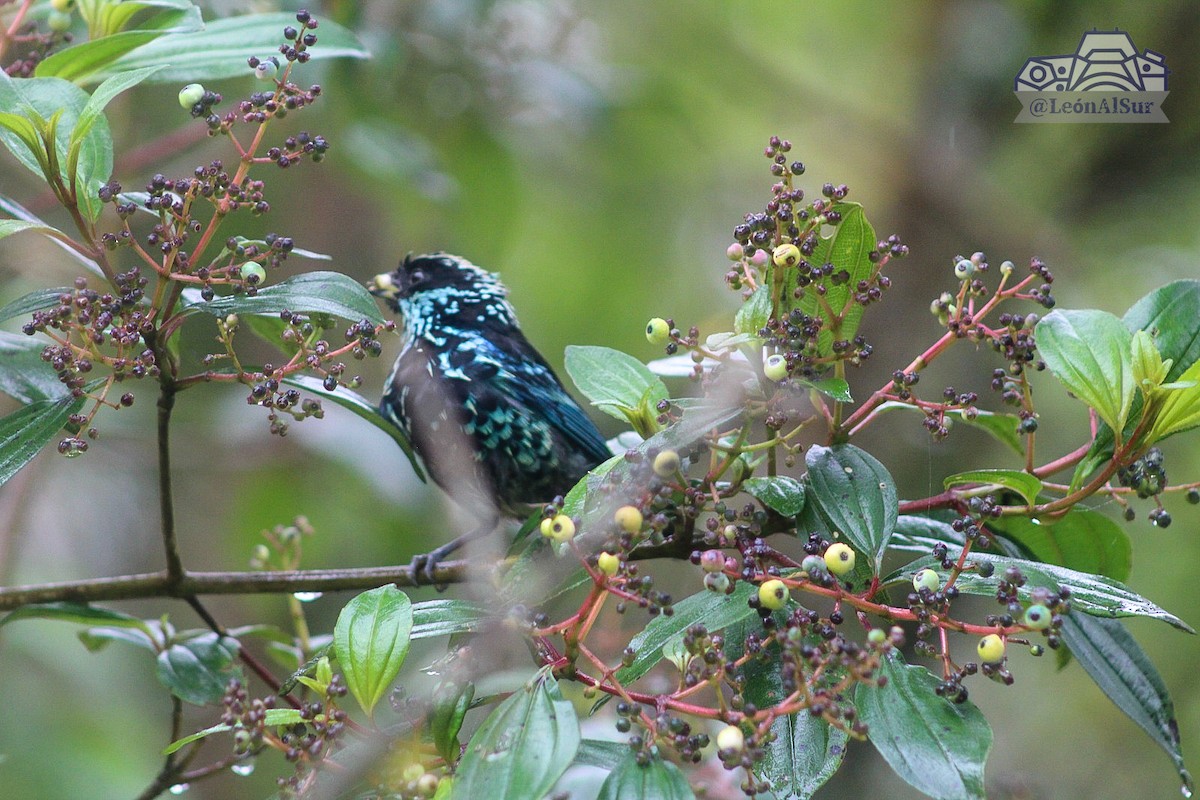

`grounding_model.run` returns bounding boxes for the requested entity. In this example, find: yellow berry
[716,724,745,752]
[763,353,788,382]
[758,579,788,611]
[614,505,643,533]
[772,242,801,268]
[543,514,575,542]
[977,633,1005,663]
[597,551,620,576]
[823,543,856,576]
[653,449,681,477]
[645,317,670,344]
